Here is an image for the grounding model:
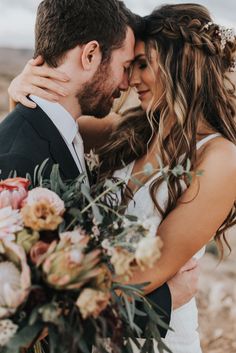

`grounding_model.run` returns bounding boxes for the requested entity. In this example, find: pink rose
[0,178,30,210]
[23,188,65,215]
[30,241,51,265]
